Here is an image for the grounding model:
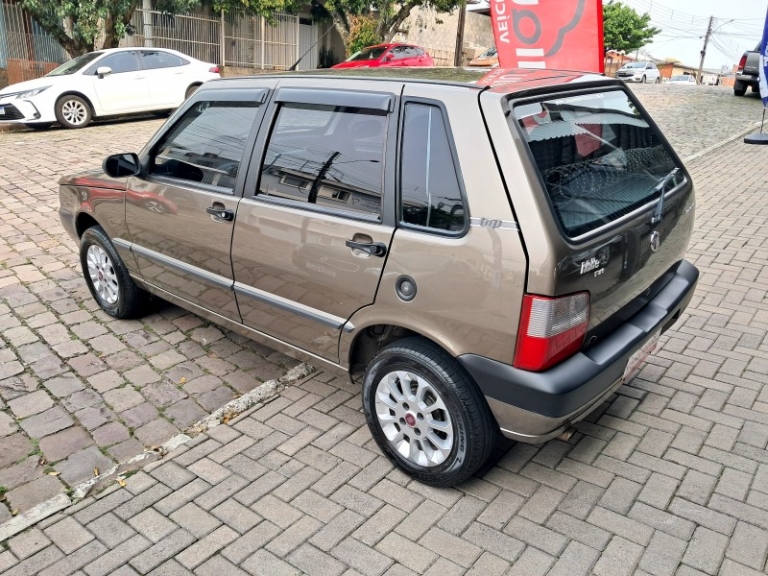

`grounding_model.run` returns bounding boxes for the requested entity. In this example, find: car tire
[362,337,496,487]
[734,82,747,96]
[641,75,646,84]
[80,226,148,319]
[185,84,201,99]
[655,77,661,84]
[55,95,92,129]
